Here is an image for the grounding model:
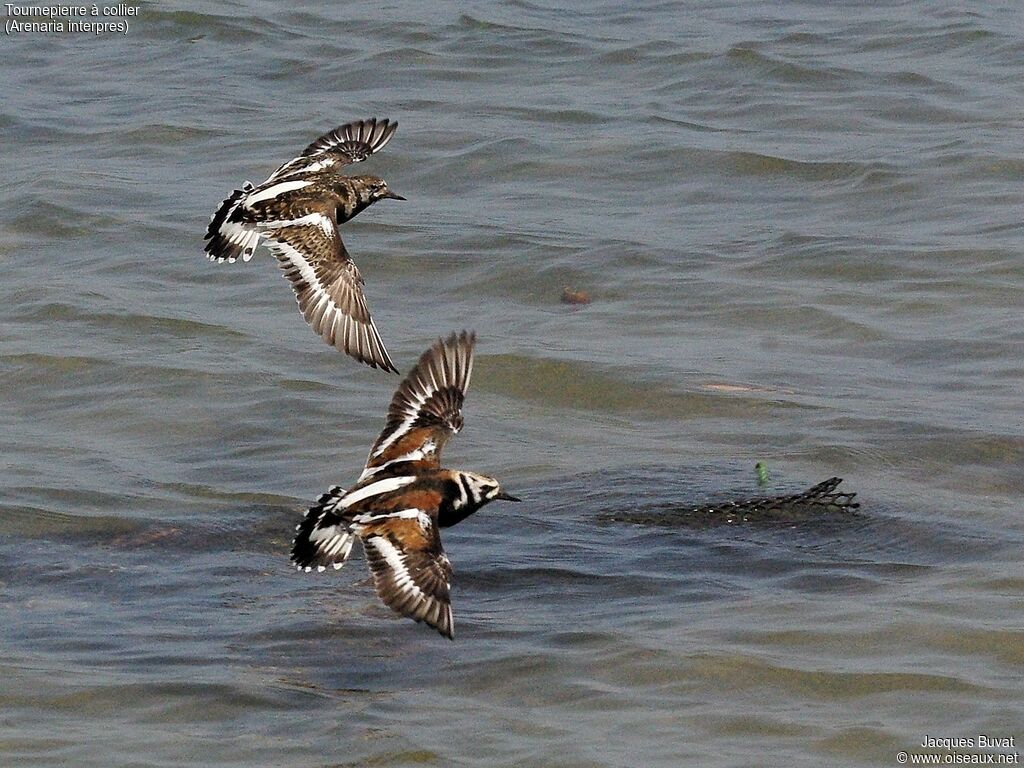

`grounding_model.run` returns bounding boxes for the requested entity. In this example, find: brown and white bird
[291,331,520,640]
[204,118,404,372]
